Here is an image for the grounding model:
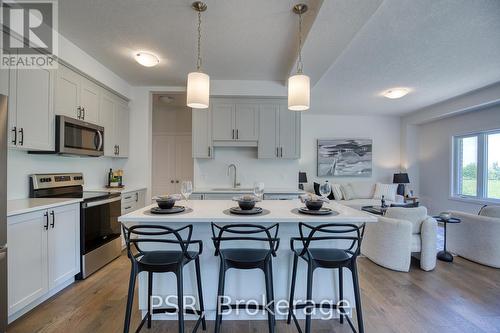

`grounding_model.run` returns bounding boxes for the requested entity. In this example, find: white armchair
[361,207,437,272]
[448,206,500,268]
